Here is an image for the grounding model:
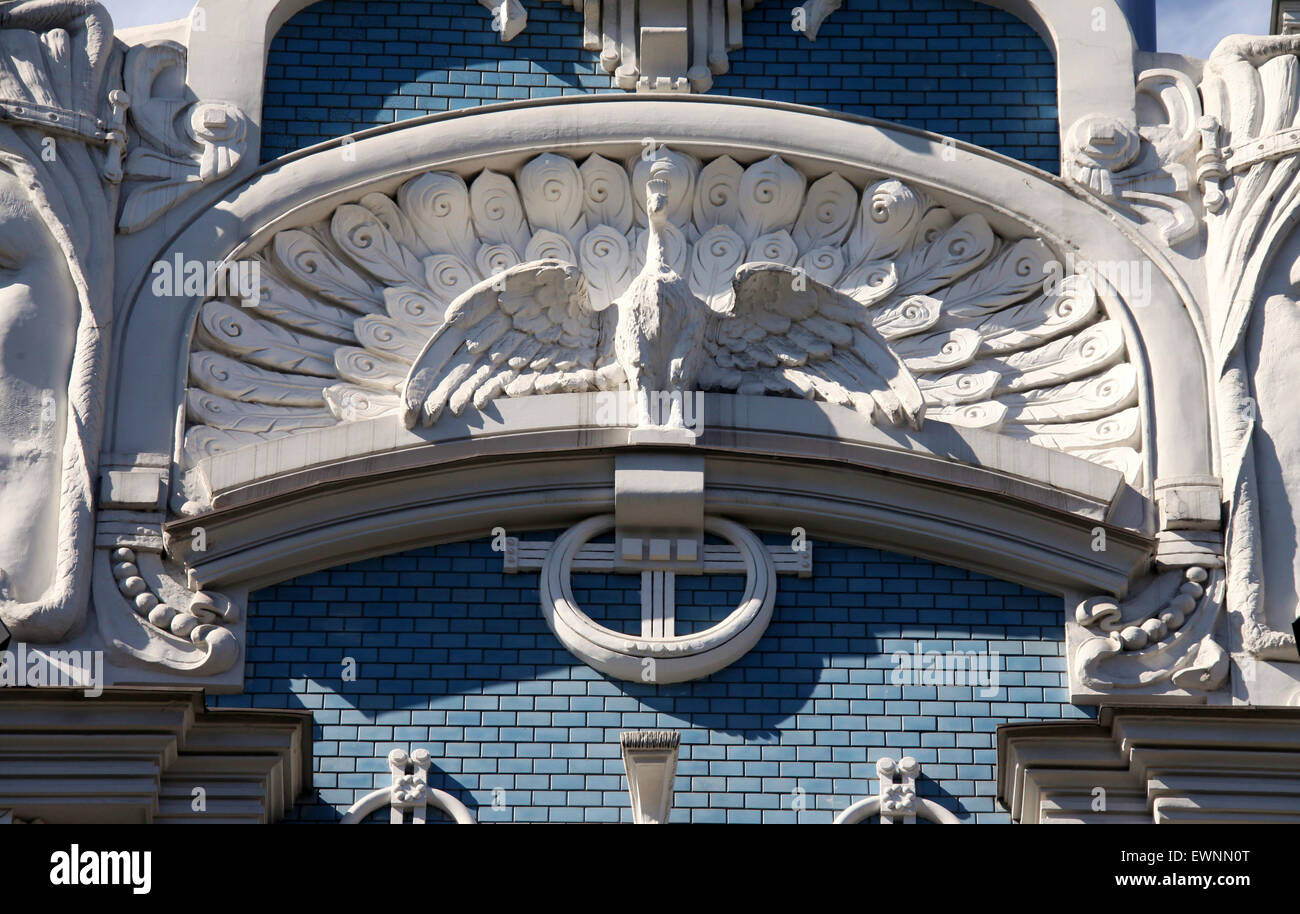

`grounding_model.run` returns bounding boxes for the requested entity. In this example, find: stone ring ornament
[539,515,778,683]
